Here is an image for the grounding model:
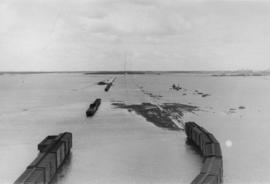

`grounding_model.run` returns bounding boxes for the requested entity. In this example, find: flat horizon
[0,69,269,73]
